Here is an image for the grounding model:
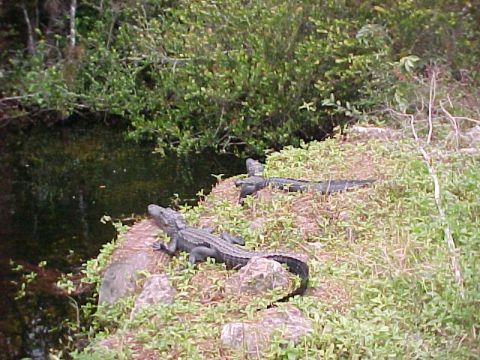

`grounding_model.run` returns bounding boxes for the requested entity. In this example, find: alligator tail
[265,254,309,303]
[319,179,375,193]
[267,177,375,193]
